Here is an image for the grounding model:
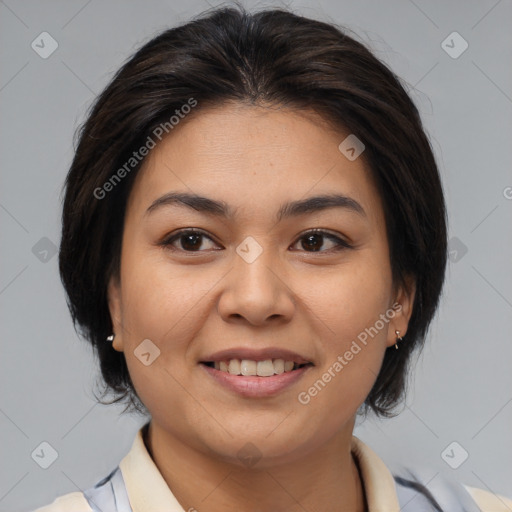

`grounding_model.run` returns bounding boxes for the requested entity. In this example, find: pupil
[304,234,322,252]
[180,233,325,252]
[182,234,201,250]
